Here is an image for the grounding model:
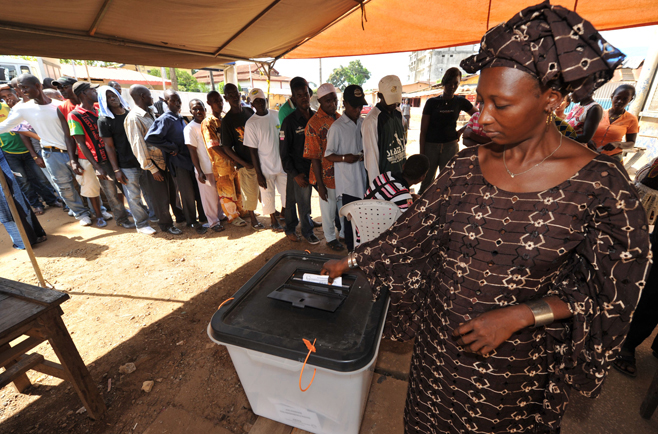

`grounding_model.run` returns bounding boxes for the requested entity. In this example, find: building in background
[194,63,291,94]
[407,46,479,84]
